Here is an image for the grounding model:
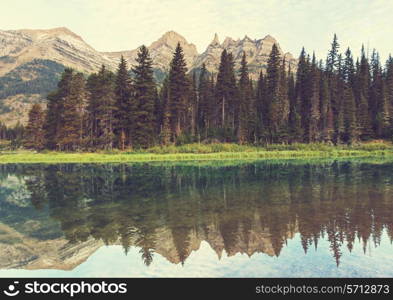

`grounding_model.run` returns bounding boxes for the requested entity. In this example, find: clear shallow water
[0,160,393,277]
